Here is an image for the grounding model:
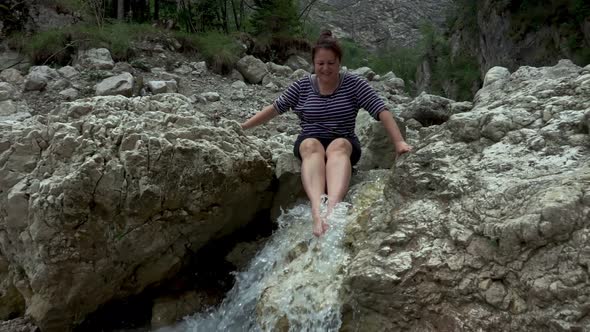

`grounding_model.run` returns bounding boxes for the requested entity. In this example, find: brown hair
[312,30,342,63]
